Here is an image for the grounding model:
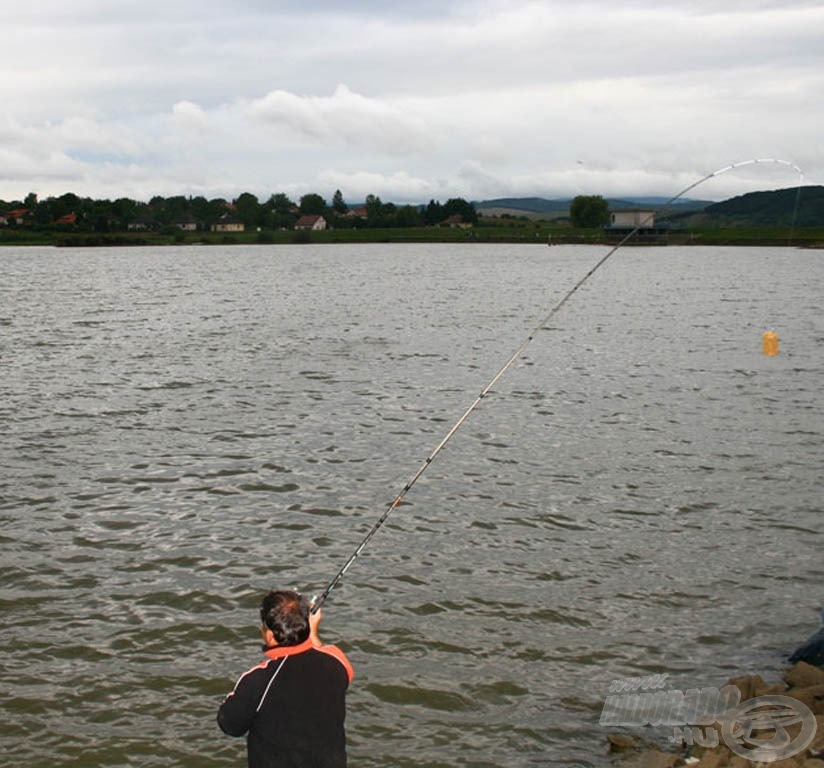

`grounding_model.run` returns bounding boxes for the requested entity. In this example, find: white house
[176,214,198,231]
[610,209,656,228]
[211,213,244,232]
[294,215,327,231]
